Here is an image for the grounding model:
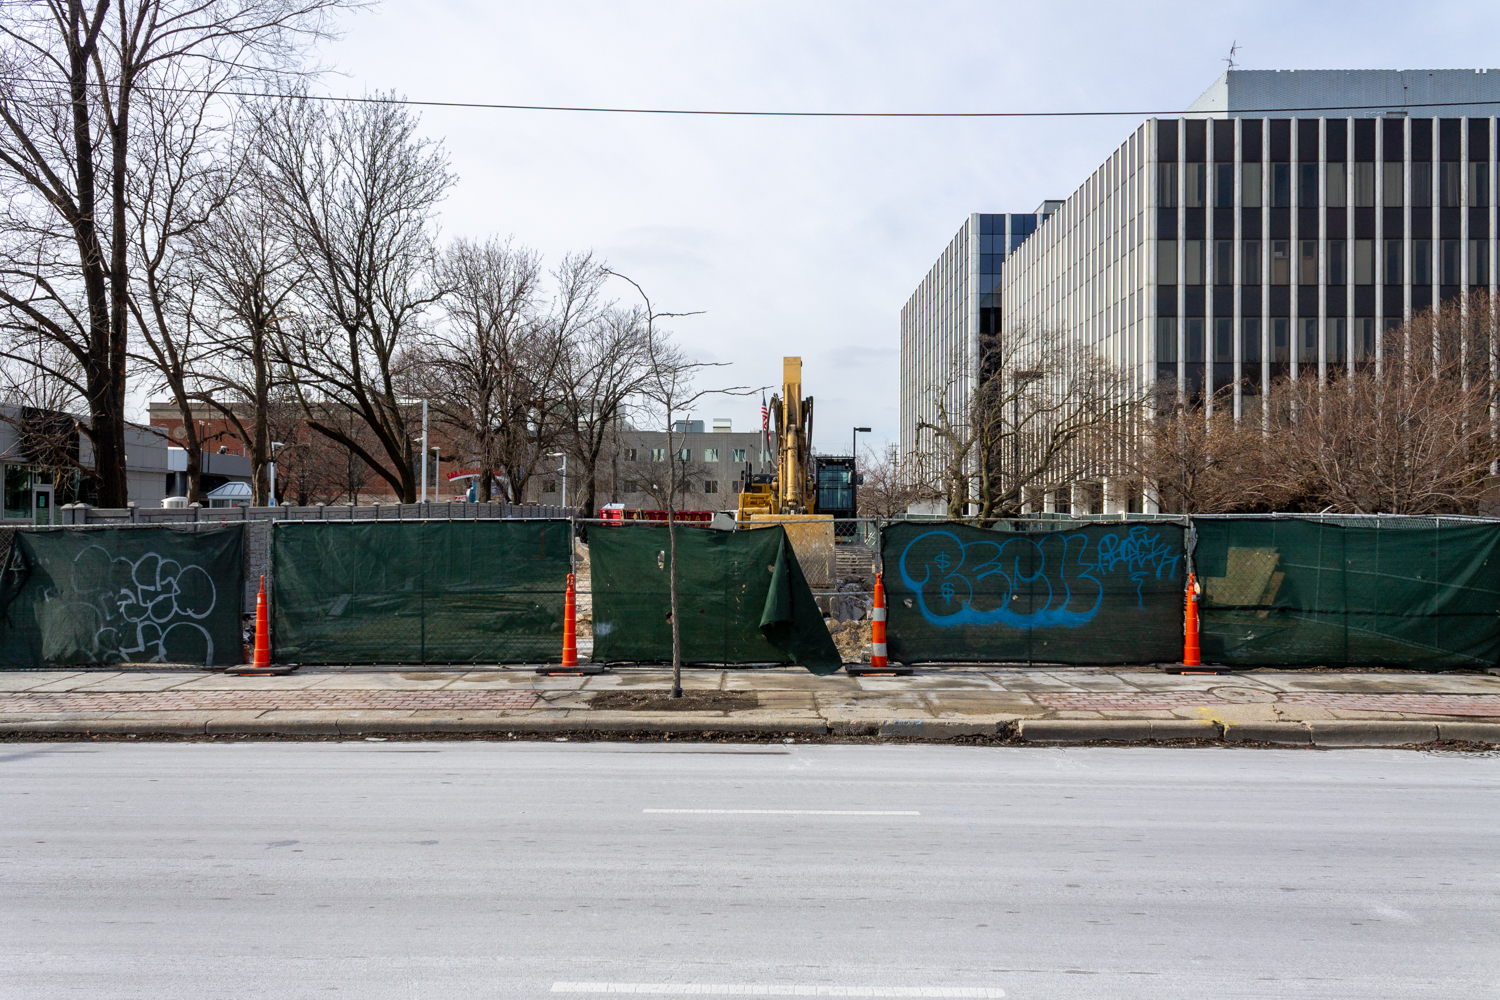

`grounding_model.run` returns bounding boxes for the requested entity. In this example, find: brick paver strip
[1036,692,1500,717]
[0,690,538,713]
